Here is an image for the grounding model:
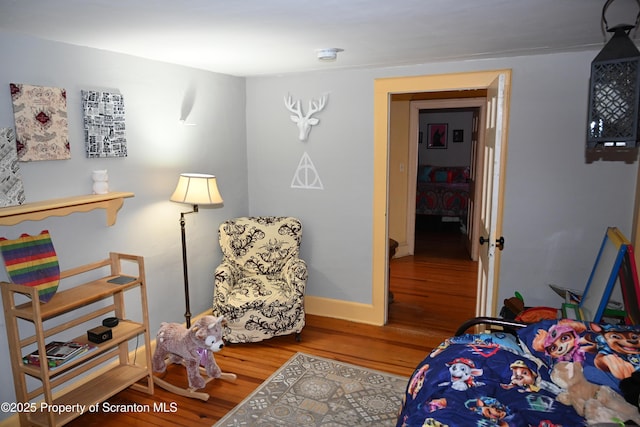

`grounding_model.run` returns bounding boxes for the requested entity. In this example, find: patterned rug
[214,352,408,427]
